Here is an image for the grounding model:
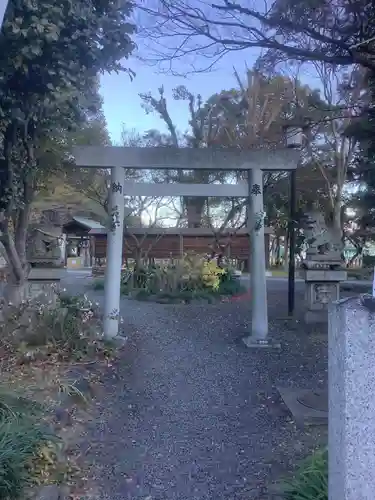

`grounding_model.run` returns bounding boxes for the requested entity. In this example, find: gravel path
[76,281,328,500]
